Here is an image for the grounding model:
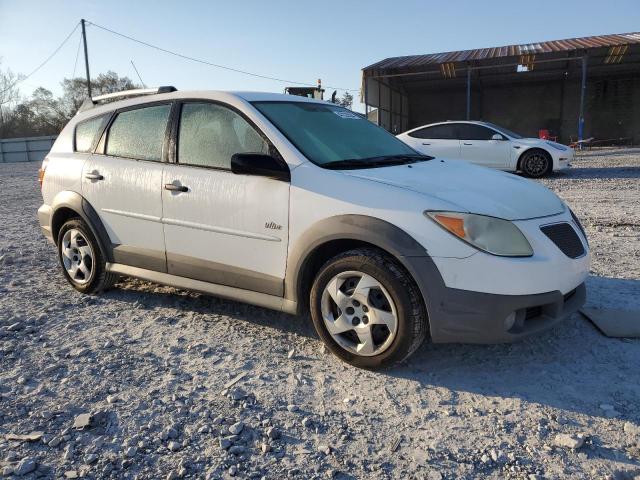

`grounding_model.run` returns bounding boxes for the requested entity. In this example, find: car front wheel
[310,248,428,369]
[520,149,552,178]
